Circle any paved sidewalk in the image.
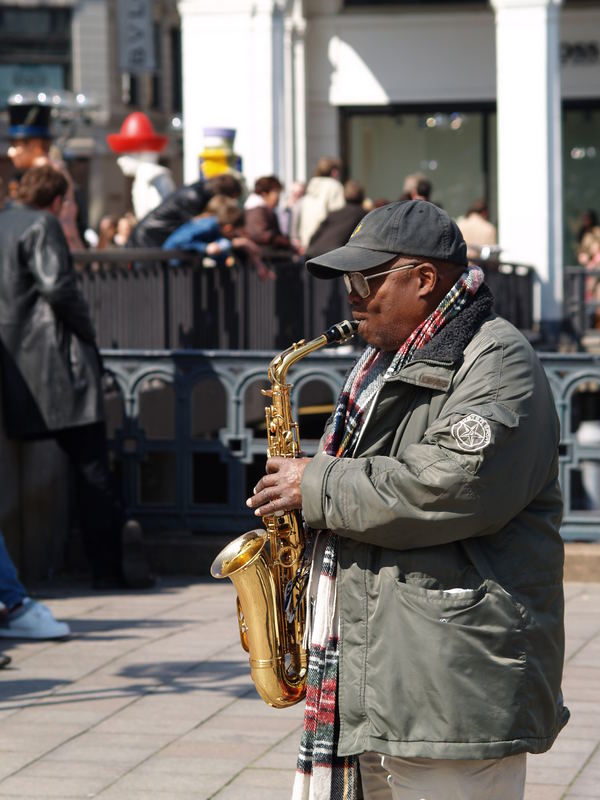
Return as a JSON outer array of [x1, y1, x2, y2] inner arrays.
[[0, 578, 598, 799]]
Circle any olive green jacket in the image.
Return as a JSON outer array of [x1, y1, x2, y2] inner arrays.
[[301, 286, 569, 760]]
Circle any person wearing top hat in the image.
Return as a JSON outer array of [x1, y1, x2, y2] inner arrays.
[[247, 200, 568, 799], [6, 97, 84, 250], [6, 101, 53, 170]]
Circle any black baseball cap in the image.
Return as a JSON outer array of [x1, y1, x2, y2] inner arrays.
[[307, 200, 468, 278]]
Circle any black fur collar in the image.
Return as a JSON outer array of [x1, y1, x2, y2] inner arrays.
[[414, 283, 495, 365]]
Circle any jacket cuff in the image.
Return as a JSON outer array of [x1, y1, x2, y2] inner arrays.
[[301, 451, 337, 529]]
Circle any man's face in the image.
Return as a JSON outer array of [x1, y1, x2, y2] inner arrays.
[[7, 137, 48, 171], [347, 256, 427, 351]]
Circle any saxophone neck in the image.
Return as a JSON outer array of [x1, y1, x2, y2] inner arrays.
[[268, 319, 358, 386]]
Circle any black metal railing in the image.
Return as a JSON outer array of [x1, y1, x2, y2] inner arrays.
[[102, 348, 600, 542], [75, 249, 537, 350]]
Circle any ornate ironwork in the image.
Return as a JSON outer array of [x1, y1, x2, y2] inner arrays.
[[102, 348, 600, 542]]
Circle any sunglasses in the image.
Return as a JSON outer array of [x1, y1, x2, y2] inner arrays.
[[343, 262, 421, 299]]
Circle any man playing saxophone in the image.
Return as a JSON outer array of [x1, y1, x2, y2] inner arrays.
[[246, 200, 569, 800]]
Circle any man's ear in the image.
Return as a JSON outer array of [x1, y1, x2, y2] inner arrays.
[[415, 262, 438, 297]]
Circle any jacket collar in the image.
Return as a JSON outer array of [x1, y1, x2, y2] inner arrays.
[[415, 283, 495, 364], [386, 284, 495, 389]]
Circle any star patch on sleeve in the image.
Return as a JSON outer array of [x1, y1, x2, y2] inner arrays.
[[451, 413, 492, 452]]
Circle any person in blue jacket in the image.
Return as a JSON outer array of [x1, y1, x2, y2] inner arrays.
[[162, 196, 274, 279]]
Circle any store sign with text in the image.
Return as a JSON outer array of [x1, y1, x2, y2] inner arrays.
[[117, 0, 155, 74], [561, 41, 600, 66]]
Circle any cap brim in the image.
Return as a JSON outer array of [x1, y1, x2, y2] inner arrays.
[[306, 244, 397, 279]]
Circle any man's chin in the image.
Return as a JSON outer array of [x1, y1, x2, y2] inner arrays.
[[356, 321, 378, 348], [356, 323, 401, 352]]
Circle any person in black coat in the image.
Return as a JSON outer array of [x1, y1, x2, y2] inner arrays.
[[126, 173, 242, 248], [0, 164, 152, 588], [305, 179, 368, 260]]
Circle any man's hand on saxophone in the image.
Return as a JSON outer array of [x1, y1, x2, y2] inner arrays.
[[246, 456, 311, 516]]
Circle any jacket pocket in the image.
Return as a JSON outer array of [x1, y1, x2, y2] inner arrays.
[[365, 576, 527, 746]]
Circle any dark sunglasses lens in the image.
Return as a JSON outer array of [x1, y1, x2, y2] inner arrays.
[[343, 273, 370, 298], [354, 274, 369, 297]]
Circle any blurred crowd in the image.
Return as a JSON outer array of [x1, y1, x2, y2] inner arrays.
[[26, 153, 505, 282]]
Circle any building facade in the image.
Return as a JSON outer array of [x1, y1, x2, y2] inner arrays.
[[179, 0, 600, 329], [1, 1, 600, 326], [0, 0, 183, 226]]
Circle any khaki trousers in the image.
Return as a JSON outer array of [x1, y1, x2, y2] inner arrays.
[[359, 751, 526, 800]]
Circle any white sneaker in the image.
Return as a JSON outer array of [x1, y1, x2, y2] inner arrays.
[[0, 598, 70, 640]]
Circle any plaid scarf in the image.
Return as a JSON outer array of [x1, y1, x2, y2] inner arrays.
[[292, 265, 484, 800]]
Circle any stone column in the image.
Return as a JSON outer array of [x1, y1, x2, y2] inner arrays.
[[177, 0, 306, 187], [491, 0, 563, 337], [283, 0, 307, 183]]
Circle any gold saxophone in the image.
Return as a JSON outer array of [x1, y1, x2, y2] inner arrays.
[[210, 319, 358, 708]]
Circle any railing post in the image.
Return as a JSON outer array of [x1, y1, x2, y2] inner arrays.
[[162, 259, 171, 349]]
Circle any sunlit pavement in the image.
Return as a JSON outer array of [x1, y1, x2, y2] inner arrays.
[[0, 578, 598, 799]]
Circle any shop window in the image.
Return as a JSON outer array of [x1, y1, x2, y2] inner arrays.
[[121, 73, 139, 107], [344, 107, 495, 223], [150, 23, 162, 110], [170, 27, 182, 113], [0, 6, 71, 105], [563, 106, 600, 265]]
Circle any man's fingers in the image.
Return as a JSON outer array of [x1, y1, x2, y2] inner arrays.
[[252, 472, 279, 495], [246, 483, 279, 509], [245, 457, 308, 514], [251, 497, 284, 517]]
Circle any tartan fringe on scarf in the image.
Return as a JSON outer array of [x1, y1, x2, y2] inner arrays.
[[292, 532, 357, 800], [293, 265, 484, 800]]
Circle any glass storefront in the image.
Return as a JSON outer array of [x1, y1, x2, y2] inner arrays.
[[0, 5, 71, 105], [343, 106, 496, 223], [563, 105, 600, 264], [344, 103, 599, 264]]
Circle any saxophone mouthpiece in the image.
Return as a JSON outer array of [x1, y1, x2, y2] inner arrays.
[[325, 319, 359, 343]]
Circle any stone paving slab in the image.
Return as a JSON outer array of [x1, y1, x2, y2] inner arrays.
[[0, 578, 598, 799]]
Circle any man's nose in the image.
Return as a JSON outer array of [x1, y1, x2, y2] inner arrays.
[[347, 285, 363, 304]]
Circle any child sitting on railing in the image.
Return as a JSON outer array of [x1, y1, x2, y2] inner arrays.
[[162, 196, 274, 280]]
